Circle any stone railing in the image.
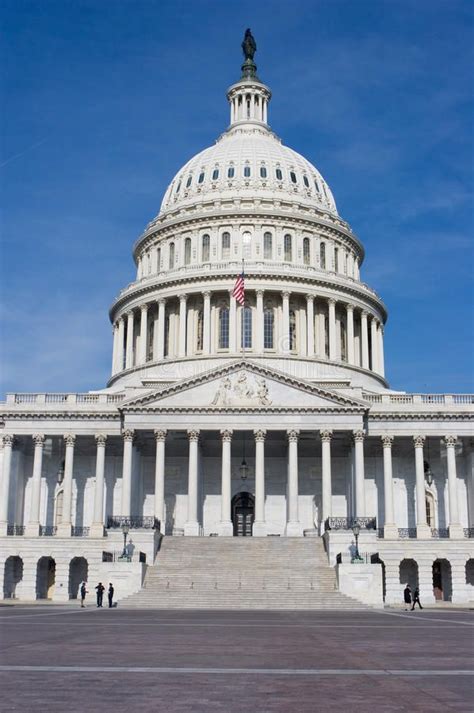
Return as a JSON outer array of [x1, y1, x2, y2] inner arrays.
[[6, 525, 25, 536], [324, 517, 377, 531], [106, 516, 160, 530], [5, 393, 125, 406], [363, 393, 474, 406]]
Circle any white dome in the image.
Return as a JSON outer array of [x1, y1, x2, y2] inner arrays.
[[159, 124, 338, 216]]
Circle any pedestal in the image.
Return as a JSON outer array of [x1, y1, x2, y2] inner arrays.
[[0, 522, 8, 537], [383, 524, 399, 539], [218, 521, 234, 536], [56, 523, 72, 537], [285, 521, 304, 537], [24, 523, 40, 537], [184, 521, 200, 536], [89, 524, 106, 538], [252, 521, 267, 537], [448, 523, 465, 539], [416, 524, 431, 539]]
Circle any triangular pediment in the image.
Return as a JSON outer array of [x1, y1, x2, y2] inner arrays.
[[121, 361, 367, 413]]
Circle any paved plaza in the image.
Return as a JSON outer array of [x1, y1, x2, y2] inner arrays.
[[0, 606, 473, 712]]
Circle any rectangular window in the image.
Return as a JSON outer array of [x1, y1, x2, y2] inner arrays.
[[264, 309, 274, 349], [222, 232, 231, 259], [264, 232, 272, 259], [284, 234, 292, 262], [202, 235, 210, 262], [241, 307, 252, 349]]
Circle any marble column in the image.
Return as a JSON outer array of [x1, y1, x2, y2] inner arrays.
[[361, 311, 369, 369], [229, 291, 237, 352], [184, 430, 200, 535], [155, 298, 166, 360], [306, 294, 315, 357], [370, 317, 379, 372], [381, 436, 398, 538], [25, 434, 45, 536], [346, 304, 355, 365], [178, 294, 187, 357], [281, 291, 290, 353], [328, 298, 336, 360], [117, 317, 125, 372], [413, 436, 430, 538], [286, 429, 303, 536], [256, 290, 264, 352], [154, 430, 167, 529], [90, 434, 107, 537], [120, 430, 135, 517], [219, 430, 233, 536], [125, 311, 135, 369], [57, 434, 76, 537], [0, 435, 15, 535], [203, 291, 211, 355], [445, 436, 463, 537], [111, 323, 119, 375], [353, 430, 366, 518], [320, 430, 333, 533], [253, 429, 267, 536], [138, 303, 148, 364], [378, 325, 385, 378]]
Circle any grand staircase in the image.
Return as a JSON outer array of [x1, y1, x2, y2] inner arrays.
[[121, 537, 366, 609]]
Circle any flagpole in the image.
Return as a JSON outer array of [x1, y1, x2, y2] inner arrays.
[[241, 258, 245, 362]]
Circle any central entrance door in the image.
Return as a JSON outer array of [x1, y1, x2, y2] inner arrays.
[[232, 492, 255, 536]]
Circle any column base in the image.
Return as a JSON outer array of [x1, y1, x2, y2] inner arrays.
[[383, 524, 399, 539], [56, 523, 72, 537], [285, 521, 304, 537], [89, 523, 106, 538], [24, 523, 41, 537], [252, 521, 267, 537], [416, 524, 431, 539], [184, 521, 200, 536], [217, 521, 234, 536], [0, 521, 8, 537], [448, 523, 464, 539]]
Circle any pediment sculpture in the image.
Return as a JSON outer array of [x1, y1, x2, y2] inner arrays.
[[211, 372, 272, 407]]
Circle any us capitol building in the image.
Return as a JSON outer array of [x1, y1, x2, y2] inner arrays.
[[1, 32, 473, 608]]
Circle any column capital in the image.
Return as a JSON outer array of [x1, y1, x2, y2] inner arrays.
[[202, 290, 211, 299], [32, 434, 45, 446], [328, 297, 336, 305], [361, 310, 369, 318], [352, 429, 366, 442], [157, 297, 166, 306], [287, 429, 299, 442], [63, 434, 76, 447], [179, 293, 188, 303], [256, 289, 264, 298], [320, 429, 333, 442], [2, 434, 15, 447], [122, 429, 135, 442], [154, 429, 167, 442], [305, 293, 314, 303], [281, 291, 290, 300], [381, 435, 394, 448], [413, 435, 426, 448], [220, 429, 233, 442], [345, 302, 354, 312], [126, 310, 135, 318], [254, 429, 266, 442], [95, 433, 108, 447], [444, 435, 458, 447], [187, 429, 200, 442]]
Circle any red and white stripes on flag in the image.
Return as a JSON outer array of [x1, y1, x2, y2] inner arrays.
[[232, 272, 245, 305]]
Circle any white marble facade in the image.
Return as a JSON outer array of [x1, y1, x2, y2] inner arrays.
[[1, 38, 473, 604]]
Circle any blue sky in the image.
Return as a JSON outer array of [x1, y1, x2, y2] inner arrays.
[[1, 0, 473, 396]]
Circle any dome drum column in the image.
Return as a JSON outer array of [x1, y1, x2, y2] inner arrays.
[[306, 294, 315, 357], [346, 304, 355, 365]]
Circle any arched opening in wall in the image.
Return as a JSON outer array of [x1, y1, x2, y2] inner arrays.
[[184, 237, 191, 265], [232, 492, 255, 537], [289, 310, 297, 352], [36, 557, 56, 600], [399, 558, 419, 592], [433, 559, 452, 601], [425, 490, 436, 528], [147, 320, 154, 361], [303, 237, 310, 265], [263, 232, 272, 259], [221, 232, 231, 259], [3, 556, 23, 599], [242, 232, 252, 259], [54, 489, 64, 527], [202, 234, 210, 262], [164, 313, 170, 357], [284, 234, 292, 262], [465, 559, 474, 594], [371, 555, 386, 601], [320, 242, 326, 269], [168, 242, 175, 270], [196, 310, 203, 352], [340, 319, 347, 362], [69, 557, 88, 599]]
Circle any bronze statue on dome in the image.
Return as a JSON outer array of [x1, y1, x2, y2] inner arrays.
[[242, 28, 257, 61]]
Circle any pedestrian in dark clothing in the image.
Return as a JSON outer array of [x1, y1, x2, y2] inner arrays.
[[80, 581, 88, 608], [411, 587, 423, 610], [403, 584, 412, 611], [108, 583, 114, 608], [95, 582, 105, 607]]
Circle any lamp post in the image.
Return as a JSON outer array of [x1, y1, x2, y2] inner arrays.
[[351, 521, 362, 563], [121, 523, 129, 560]]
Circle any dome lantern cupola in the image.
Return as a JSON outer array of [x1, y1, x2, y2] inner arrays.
[[227, 29, 272, 128]]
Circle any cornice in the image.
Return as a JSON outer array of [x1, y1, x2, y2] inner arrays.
[[369, 413, 474, 422], [0, 411, 121, 421]]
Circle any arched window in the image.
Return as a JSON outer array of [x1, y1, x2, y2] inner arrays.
[[168, 242, 175, 269], [314, 177, 320, 193], [334, 247, 339, 272], [303, 237, 310, 265], [242, 232, 252, 259], [320, 242, 326, 269], [186, 175, 192, 188], [156, 247, 161, 273], [184, 238, 191, 265], [276, 168, 283, 180], [263, 232, 273, 259], [227, 166, 235, 178], [289, 309, 297, 351], [260, 166, 267, 178], [303, 175, 310, 188], [175, 181, 181, 194], [221, 232, 231, 259], [243, 165, 251, 178], [284, 234, 292, 262], [219, 306, 229, 349], [164, 314, 170, 357], [290, 171, 297, 184], [202, 234, 210, 262], [241, 306, 252, 349], [198, 171, 205, 184], [340, 320, 347, 361], [212, 168, 219, 180], [196, 310, 203, 352], [264, 307, 274, 349]]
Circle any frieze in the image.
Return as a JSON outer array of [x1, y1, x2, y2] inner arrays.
[[211, 372, 272, 408]]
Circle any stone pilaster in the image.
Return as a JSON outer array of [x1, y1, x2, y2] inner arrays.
[[219, 430, 233, 536], [57, 434, 76, 537], [154, 430, 167, 528], [320, 430, 333, 533], [413, 436, 430, 538], [381, 435, 398, 538], [90, 434, 107, 537], [184, 430, 200, 536], [120, 430, 135, 518], [286, 429, 302, 536], [445, 436, 463, 538], [0, 435, 15, 536], [253, 429, 267, 536], [353, 430, 366, 518]]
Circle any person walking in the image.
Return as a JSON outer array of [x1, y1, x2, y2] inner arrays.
[[95, 582, 105, 608], [108, 583, 114, 608], [80, 581, 88, 608], [403, 584, 412, 611], [411, 586, 423, 610]]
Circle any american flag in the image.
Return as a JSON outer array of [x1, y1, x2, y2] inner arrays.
[[232, 271, 245, 305]]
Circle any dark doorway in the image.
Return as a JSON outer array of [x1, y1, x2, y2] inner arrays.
[[232, 492, 255, 536]]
